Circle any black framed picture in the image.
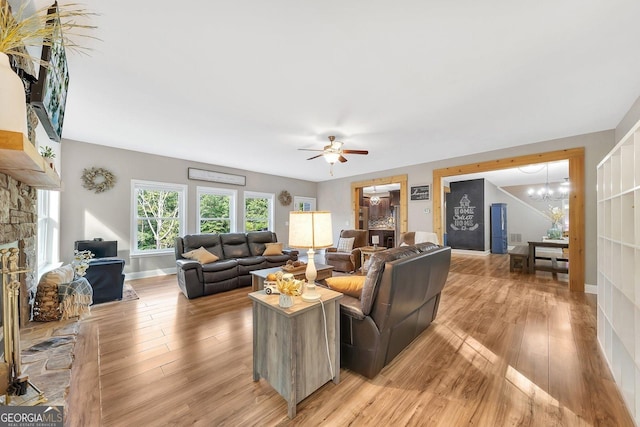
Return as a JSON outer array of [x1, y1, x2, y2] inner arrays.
[[410, 185, 430, 201]]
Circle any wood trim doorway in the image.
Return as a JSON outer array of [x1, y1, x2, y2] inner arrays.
[[351, 175, 408, 237], [432, 148, 585, 292]]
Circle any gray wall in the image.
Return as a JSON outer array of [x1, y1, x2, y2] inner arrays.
[[484, 183, 551, 245], [616, 94, 640, 143], [60, 140, 316, 277], [60, 127, 618, 285], [452, 179, 560, 251], [318, 130, 615, 286]]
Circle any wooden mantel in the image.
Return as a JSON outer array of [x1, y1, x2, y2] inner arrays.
[[0, 130, 61, 189]]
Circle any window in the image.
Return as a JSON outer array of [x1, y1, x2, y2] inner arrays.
[[198, 187, 237, 233], [132, 180, 187, 255], [37, 189, 60, 270], [244, 191, 274, 232]]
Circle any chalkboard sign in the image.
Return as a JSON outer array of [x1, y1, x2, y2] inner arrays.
[[445, 179, 485, 250], [410, 185, 430, 201]]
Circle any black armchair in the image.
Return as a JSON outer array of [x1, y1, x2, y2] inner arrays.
[[84, 258, 125, 304]]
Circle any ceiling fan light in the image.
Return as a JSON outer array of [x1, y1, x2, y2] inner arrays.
[[324, 152, 340, 164]]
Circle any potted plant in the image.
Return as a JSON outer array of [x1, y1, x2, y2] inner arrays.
[[39, 145, 55, 168], [0, 1, 95, 135]]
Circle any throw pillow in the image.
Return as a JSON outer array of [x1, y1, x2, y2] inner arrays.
[[182, 247, 219, 264], [263, 242, 283, 256], [336, 237, 355, 253], [325, 275, 366, 298]]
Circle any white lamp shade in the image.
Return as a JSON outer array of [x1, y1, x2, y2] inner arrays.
[[324, 153, 340, 164], [372, 235, 379, 245], [288, 211, 333, 249]]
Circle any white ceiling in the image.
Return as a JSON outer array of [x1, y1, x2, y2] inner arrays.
[[26, 1, 640, 182], [363, 183, 401, 196]]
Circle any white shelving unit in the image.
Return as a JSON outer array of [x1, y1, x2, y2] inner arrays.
[[597, 121, 640, 424]]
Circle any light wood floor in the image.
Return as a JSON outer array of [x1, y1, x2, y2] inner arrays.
[[66, 253, 634, 426]]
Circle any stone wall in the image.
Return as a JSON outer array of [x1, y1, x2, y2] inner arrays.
[[0, 172, 38, 327]]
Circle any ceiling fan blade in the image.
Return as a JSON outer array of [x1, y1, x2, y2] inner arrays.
[[338, 155, 348, 163], [306, 154, 324, 160], [342, 149, 369, 155], [298, 148, 324, 152]]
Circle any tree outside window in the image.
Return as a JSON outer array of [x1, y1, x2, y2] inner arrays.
[[198, 187, 236, 233], [244, 192, 274, 232], [132, 181, 186, 254]]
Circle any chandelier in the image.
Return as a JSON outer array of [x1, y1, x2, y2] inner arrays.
[[369, 186, 380, 205], [526, 163, 570, 201]]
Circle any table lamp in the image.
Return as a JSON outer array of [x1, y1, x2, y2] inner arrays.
[[288, 211, 333, 302], [372, 235, 379, 248]]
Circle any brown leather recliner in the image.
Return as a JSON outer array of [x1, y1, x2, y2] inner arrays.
[[339, 242, 451, 378], [324, 229, 368, 272], [398, 231, 440, 246]]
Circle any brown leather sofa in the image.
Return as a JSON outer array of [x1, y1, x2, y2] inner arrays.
[[324, 229, 368, 272], [338, 242, 451, 378], [174, 231, 297, 299]]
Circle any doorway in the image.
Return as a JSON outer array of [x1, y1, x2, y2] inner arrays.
[[351, 175, 409, 241], [432, 148, 585, 292]]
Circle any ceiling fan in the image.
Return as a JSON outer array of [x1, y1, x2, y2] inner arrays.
[[298, 136, 369, 165]]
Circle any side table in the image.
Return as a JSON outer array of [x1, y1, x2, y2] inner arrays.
[[249, 286, 342, 418], [360, 246, 387, 274]]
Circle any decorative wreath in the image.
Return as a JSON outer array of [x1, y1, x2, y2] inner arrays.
[[81, 167, 116, 193], [278, 190, 292, 206]]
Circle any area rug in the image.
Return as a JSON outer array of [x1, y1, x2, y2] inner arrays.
[[95, 283, 139, 306], [121, 283, 139, 302]]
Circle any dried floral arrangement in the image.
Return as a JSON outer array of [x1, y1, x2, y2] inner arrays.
[[82, 166, 116, 193], [72, 249, 94, 278], [549, 206, 564, 224], [0, 0, 97, 66], [272, 271, 303, 296]]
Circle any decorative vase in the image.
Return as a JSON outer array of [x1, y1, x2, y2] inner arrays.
[[279, 294, 293, 308], [547, 223, 563, 240], [0, 53, 28, 136]]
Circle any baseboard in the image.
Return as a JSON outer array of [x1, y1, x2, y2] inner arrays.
[[451, 249, 491, 256], [125, 267, 176, 281], [584, 284, 597, 294]]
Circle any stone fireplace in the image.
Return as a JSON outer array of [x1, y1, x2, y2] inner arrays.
[[0, 172, 38, 327]]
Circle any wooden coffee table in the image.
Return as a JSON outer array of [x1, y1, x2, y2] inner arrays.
[[251, 264, 334, 291]]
